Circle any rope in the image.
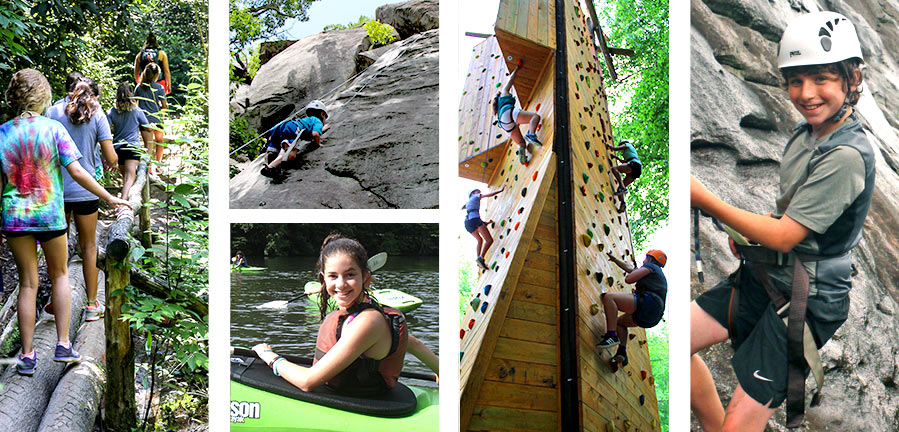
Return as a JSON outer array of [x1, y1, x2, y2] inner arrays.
[[230, 32, 427, 156]]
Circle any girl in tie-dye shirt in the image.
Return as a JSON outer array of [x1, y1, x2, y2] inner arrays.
[[0, 69, 130, 375]]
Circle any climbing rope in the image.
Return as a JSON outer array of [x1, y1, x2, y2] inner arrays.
[[229, 32, 427, 157]]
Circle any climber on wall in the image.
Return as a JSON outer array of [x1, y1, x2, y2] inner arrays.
[[606, 139, 642, 213], [690, 11, 874, 430], [260, 100, 331, 183], [493, 59, 542, 165], [596, 250, 667, 369], [463, 186, 504, 270]]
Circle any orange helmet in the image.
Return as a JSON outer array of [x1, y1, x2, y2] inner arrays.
[[646, 249, 666, 267]]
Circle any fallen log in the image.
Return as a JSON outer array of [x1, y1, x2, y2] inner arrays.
[[36, 262, 105, 432], [130, 267, 208, 320], [0, 267, 87, 431]]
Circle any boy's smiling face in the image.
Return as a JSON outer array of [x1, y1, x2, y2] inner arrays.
[[787, 69, 854, 133]]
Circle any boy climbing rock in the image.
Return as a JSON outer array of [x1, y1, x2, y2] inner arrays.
[[261, 100, 330, 183], [493, 60, 542, 164], [596, 250, 667, 369], [691, 12, 874, 430]]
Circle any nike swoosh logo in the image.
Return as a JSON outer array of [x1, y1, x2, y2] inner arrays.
[[753, 370, 773, 382]]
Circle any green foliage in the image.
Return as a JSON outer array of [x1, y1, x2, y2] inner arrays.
[[229, 114, 263, 168], [231, 224, 439, 258], [0, 0, 34, 72], [229, 0, 317, 53], [595, 0, 669, 250], [364, 19, 396, 47], [323, 15, 368, 32], [458, 247, 476, 318], [647, 322, 669, 431]]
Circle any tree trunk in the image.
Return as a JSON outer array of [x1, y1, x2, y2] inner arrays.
[[130, 267, 208, 319], [104, 259, 135, 431], [0, 267, 86, 431], [36, 263, 105, 432]]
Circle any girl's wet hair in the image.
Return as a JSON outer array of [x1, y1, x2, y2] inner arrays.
[[141, 63, 160, 84], [115, 82, 136, 112], [5, 69, 51, 114], [66, 82, 99, 125], [316, 232, 371, 319], [781, 58, 865, 105]]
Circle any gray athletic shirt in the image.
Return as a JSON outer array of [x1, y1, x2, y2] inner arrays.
[[107, 107, 149, 148], [45, 104, 112, 202], [134, 82, 165, 124]]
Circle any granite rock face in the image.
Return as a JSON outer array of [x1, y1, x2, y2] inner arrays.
[[691, 0, 899, 430], [376, 0, 439, 40], [230, 28, 438, 209]]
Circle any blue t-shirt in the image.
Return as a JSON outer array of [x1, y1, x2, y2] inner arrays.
[[134, 82, 165, 124], [635, 262, 667, 304], [107, 107, 149, 149], [267, 116, 324, 148], [45, 104, 112, 202], [465, 193, 481, 220]]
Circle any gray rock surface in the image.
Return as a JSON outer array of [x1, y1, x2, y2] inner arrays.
[[376, 0, 439, 40], [230, 29, 438, 209], [691, 0, 899, 430]]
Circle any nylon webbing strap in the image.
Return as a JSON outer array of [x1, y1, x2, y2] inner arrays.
[[785, 257, 810, 427]]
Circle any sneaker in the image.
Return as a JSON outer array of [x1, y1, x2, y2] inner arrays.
[[43, 301, 54, 315], [596, 333, 620, 349], [518, 147, 528, 164], [53, 344, 81, 363], [476, 256, 489, 271], [525, 132, 542, 146], [85, 300, 105, 322], [260, 166, 276, 178], [16, 353, 35, 376], [611, 353, 629, 367]]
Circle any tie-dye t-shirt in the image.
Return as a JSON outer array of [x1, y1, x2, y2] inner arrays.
[[0, 116, 82, 231]]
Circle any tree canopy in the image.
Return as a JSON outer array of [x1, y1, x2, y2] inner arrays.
[[229, 0, 317, 52], [595, 0, 669, 250]]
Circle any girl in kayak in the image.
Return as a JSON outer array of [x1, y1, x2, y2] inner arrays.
[[231, 250, 249, 268], [253, 233, 438, 393]]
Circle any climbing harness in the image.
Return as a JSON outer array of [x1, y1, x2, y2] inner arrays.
[[693, 208, 703, 284]]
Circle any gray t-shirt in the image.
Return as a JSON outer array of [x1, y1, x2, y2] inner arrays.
[[45, 104, 112, 202], [134, 82, 165, 124], [768, 118, 871, 301], [107, 107, 149, 149]]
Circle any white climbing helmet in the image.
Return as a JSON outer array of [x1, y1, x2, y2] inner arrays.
[[305, 100, 328, 118], [777, 11, 863, 70]]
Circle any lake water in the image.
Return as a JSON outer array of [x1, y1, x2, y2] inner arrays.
[[231, 255, 439, 387]]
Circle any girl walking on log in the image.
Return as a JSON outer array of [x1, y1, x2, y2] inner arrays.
[[46, 80, 118, 323], [107, 82, 152, 199], [252, 233, 438, 394], [1, 69, 131, 375], [135, 63, 167, 171]]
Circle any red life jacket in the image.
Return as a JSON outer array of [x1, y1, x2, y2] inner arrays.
[[314, 299, 408, 395]]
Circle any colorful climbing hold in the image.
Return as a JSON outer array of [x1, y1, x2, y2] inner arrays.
[[517, 207, 523, 214], [480, 301, 489, 313], [521, 187, 527, 197], [582, 173, 589, 183], [460, 329, 465, 339], [580, 185, 587, 196], [590, 304, 599, 315], [606, 277, 614, 286], [470, 296, 481, 309], [641, 370, 648, 380], [532, 171, 538, 181], [468, 319, 475, 329], [483, 284, 492, 295], [587, 229, 593, 238], [514, 221, 520, 230], [580, 234, 591, 247], [587, 162, 593, 169], [597, 243, 604, 251], [505, 251, 509, 258], [594, 272, 603, 283], [603, 224, 610, 235]]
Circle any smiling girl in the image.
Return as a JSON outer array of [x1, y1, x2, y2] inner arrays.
[[253, 233, 438, 395], [690, 11, 874, 431]]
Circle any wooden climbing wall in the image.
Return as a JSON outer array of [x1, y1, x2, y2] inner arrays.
[[459, 1, 661, 430], [564, 0, 660, 430], [495, 0, 555, 107]]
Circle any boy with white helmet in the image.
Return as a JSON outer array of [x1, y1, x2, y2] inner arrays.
[[261, 100, 331, 183], [690, 11, 874, 430]]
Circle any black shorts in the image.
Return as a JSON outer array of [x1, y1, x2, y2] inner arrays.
[[633, 292, 664, 328], [3, 229, 66, 243], [115, 144, 142, 161], [627, 161, 642, 178], [464, 217, 485, 233], [65, 200, 100, 215], [695, 263, 849, 407]]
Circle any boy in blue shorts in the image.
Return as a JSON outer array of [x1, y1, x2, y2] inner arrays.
[[690, 12, 874, 430], [596, 250, 667, 368], [260, 100, 330, 183]]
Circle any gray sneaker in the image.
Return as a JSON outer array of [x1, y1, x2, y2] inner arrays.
[[53, 344, 81, 363], [16, 353, 36, 375], [85, 300, 105, 322]]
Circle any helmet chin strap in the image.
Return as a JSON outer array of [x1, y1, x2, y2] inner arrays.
[[829, 97, 850, 123]]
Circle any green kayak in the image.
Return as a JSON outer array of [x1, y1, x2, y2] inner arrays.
[[305, 287, 423, 313], [232, 266, 268, 272], [230, 348, 438, 431]]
